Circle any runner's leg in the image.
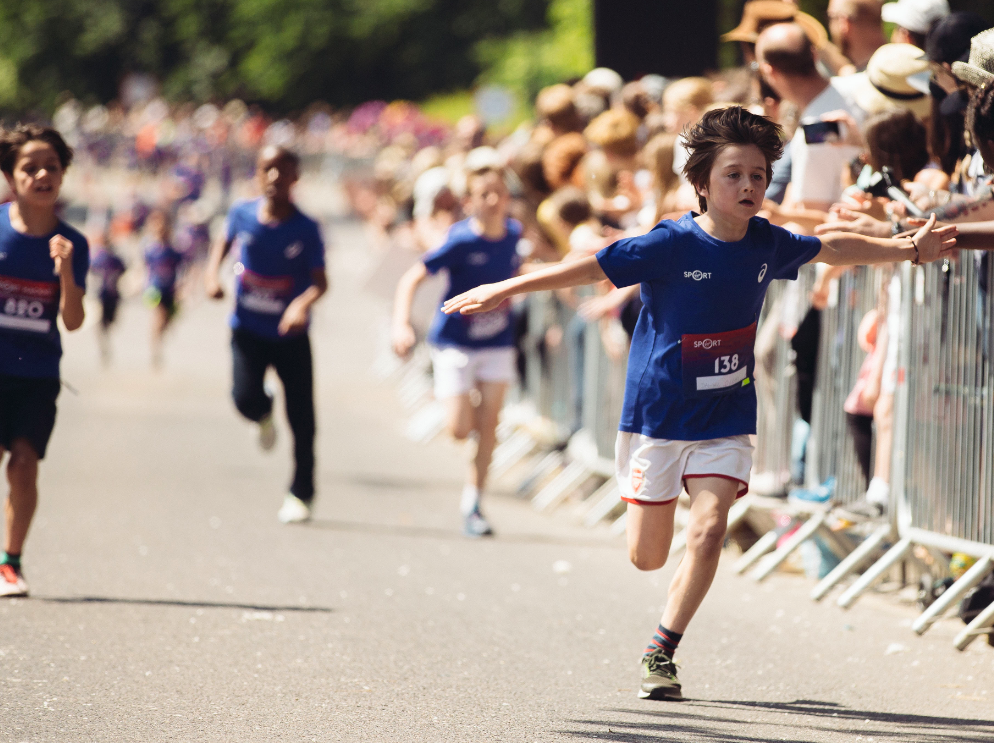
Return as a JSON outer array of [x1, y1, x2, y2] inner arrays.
[[231, 329, 273, 423], [470, 380, 507, 492], [626, 499, 678, 571], [445, 394, 475, 442], [660, 476, 738, 633], [273, 335, 316, 503], [4, 439, 39, 556]]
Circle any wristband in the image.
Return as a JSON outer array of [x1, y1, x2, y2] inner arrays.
[[909, 236, 920, 266]]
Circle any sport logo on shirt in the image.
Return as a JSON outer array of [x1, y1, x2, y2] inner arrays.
[[284, 241, 303, 259], [757, 263, 767, 282], [467, 252, 488, 266], [684, 270, 711, 280]]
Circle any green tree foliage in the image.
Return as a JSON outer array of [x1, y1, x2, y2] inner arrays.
[[475, 0, 594, 102], [0, 0, 551, 113]]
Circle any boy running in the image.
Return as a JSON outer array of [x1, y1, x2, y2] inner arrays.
[[143, 209, 184, 368], [0, 125, 89, 597], [392, 164, 521, 537], [89, 238, 126, 364], [205, 146, 327, 524], [443, 107, 955, 698]]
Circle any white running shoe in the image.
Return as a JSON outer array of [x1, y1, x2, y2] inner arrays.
[[0, 563, 28, 597], [277, 494, 312, 524], [258, 413, 277, 451]]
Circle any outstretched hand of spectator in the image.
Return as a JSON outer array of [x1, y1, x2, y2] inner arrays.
[[911, 214, 958, 264], [815, 208, 892, 239], [443, 283, 504, 316]]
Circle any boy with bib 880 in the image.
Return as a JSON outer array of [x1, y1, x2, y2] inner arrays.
[[0, 125, 88, 597], [443, 106, 956, 700]]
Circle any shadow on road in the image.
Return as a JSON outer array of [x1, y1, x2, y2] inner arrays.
[[307, 517, 618, 548], [33, 596, 333, 613], [563, 698, 994, 742]]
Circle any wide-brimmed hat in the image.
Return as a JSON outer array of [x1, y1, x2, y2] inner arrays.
[[851, 43, 932, 119], [952, 28, 994, 89], [881, 0, 949, 36], [721, 0, 828, 48]]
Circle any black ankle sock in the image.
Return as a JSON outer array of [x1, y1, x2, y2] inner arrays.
[[645, 624, 682, 657]]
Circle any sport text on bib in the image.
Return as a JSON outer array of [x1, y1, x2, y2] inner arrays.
[[680, 322, 756, 398], [0, 276, 59, 333], [237, 268, 292, 315]]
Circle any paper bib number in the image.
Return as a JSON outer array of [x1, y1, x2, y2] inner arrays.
[[680, 322, 757, 398], [466, 300, 510, 340], [237, 269, 293, 315], [0, 276, 58, 333]]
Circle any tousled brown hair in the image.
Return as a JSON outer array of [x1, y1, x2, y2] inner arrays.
[[0, 124, 73, 175], [682, 106, 784, 212]]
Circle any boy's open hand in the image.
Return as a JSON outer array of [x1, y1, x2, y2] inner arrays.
[[442, 283, 504, 315], [49, 235, 74, 277], [912, 214, 957, 264]]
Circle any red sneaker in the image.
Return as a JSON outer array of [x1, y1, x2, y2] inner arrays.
[[0, 563, 28, 597]]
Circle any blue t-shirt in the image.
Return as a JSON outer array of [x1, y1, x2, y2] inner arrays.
[[90, 249, 126, 297], [225, 198, 325, 339], [423, 218, 522, 349], [144, 241, 183, 292], [0, 203, 90, 379], [595, 213, 822, 441]]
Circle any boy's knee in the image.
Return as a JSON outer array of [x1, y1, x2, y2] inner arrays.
[[6, 446, 38, 484], [629, 547, 667, 572], [687, 520, 726, 557], [449, 421, 474, 441]]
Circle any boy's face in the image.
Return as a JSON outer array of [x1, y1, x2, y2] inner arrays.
[[465, 171, 510, 222], [6, 141, 63, 208], [698, 144, 768, 220], [256, 148, 298, 202]]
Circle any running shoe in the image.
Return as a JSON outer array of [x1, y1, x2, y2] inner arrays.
[[638, 648, 683, 701], [835, 498, 885, 522], [787, 476, 836, 506], [258, 413, 277, 451], [277, 494, 312, 524], [0, 563, 28, 598], [462, 508, 494, 538]]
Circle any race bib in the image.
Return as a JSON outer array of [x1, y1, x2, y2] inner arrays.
[[237, 269, 293, 315], [466, 301, 510, 340], [680, 322, 756, 398], [0, 276, 59, 333]]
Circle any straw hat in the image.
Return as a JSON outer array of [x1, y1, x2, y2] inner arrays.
[[850, 43, 932, 119], [952, 28, 994, 89], [721, 0, 829, 48]]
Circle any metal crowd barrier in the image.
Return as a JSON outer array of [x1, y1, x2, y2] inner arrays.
[[389, 251, 994, 652]]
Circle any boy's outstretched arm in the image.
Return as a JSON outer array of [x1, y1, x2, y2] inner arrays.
[[813, 214, 957, 267], [443, 255, 607, 316]]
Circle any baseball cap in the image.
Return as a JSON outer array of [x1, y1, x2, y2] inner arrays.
[[881, 0, 949, 36]]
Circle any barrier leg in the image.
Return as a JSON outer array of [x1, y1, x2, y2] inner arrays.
[[751, 511, 827, 582], [912, 555, 994, 635], [732, 529, 779, 575], [489, 429, 537, 480], [810, 523, 892, 601], [532, 461, 592, 512], [582, 481, 622, 527], [610, 511, 627, 535], [836, 538, 913, 609], [954, 599, 994, 651], [516, 451, 564, 496]]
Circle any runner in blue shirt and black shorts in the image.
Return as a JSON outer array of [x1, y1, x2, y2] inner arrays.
[[0, 125, 89, 598], [206, 146, 327, 525], [442, 106, 956, 700]]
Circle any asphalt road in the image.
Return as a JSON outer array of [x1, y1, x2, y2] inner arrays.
[[2, 180, 993, 742]]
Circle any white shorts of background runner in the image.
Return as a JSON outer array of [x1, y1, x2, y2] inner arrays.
[[615, 433, 753, 505], [430, 346, 516, 399]]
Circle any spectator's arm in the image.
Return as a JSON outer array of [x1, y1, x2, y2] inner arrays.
[[813, 215, 957, 265]]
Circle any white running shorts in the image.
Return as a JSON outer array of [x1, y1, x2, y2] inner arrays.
[[615, 432, 753, 505], [430, 345, 517, 399]]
